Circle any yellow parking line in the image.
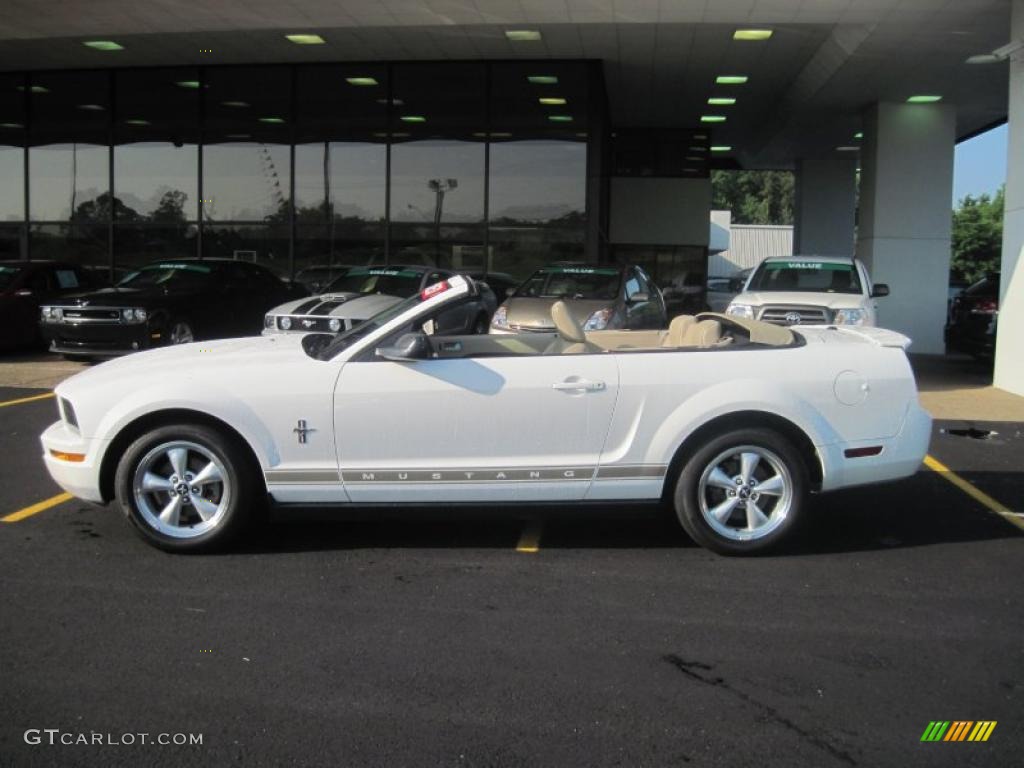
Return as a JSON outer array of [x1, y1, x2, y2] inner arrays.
[[0, 392, 55, 409], [516, 519, 543, 553], [923, 454, 1024, 532], [1, 492, 73, 523]]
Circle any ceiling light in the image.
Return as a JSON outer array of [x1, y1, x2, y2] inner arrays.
[[286, 34, 325, 45], [506, 30, 542, 41], [391, 132, 410, 138], [258, 116, 286, 123], [222, 101, 250, 108], [716, 75, 748, 85], [548, 115, 573, 122], [965, 39, 1024, 64], [400, 115, 426, 123], [226, 133, 251, 139], [685, 156, 703, 161], [346, 77, 378, 86], [376, 98, 404, 106], [77, 104, 105, 111], [906, 95, 942, 103], [688, 146, 707, 152], [538, 97, 567, 105], [693, 133, 707, 140], [83, 40, 124, 51], [700, 115, 726, 123], [854, 131, 863, 139], [527, 75, 559, 84], [16, 85, 49, 93], [835, 146, 859, 151], [733, 29, 773, 41], [711, 146, 732, 152], [176, 80, 201, 89], [707, 97, 736, 105], [124, 119, 150, 126], [0, 122, 23, 129]]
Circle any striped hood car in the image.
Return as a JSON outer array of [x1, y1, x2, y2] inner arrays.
[[264, 265, 496, 336], [41, 274, 930, 556]]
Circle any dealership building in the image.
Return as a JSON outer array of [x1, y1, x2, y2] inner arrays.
[[0, 0, 1021, 393]]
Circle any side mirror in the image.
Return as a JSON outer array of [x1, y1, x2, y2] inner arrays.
[[628, 292, 649, 304], [375, 332, 432, 362], [871, 283, 890, 298]]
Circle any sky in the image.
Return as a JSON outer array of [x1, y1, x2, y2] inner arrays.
[[953, 123, 1007, 206]]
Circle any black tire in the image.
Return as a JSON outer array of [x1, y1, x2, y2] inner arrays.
[[167, 318, 195, 345], [673, 427, 808, 555], [114, 423, 256, 553]]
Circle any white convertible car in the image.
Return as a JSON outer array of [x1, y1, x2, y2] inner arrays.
[[41, 275, 931, 555]]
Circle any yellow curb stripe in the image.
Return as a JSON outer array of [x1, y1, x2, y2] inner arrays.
[[981, 721, 997, 741], [0, 392, 55, 409], [516, 519, 543, 553], [924, 455, 1024, 532], [1, 492, 73, 523]]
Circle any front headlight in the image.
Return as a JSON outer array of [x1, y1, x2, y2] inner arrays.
[[264, 315, 276, 330], [583, 308, 614, 331], [279, 316, 292, 331], [726, 303, 755, 319], [120, 307, 147, 324], [134, 308, 147, 322], [490, 305, 509, 329], [328, 318, 342, 332], [41, 306, 56, 322], [833, 308, 868, 326]]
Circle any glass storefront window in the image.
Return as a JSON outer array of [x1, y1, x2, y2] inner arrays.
[[0, 74, 25, 227]]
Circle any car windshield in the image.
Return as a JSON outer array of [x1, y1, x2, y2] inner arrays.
[[0, 264, 23, 291], [965, 274, 999, 297], [119, 263, 213, 289], [747, 261, 862, 294], [514, 267, 621, 300], [325, 268, 423, 298]]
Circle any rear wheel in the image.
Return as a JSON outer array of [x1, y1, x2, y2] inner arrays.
[[673, 428, 808, 555], [114, 423, 255, 552], [168, 319, 195, 345]]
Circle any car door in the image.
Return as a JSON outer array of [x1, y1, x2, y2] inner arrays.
[[334, 338, 620, 503]]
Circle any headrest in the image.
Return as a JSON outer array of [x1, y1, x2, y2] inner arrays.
[[551, 300, 587, 343]]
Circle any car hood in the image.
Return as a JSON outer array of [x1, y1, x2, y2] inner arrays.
[[269, 292, 401, 320], [269, 291, 362, 315], [731, 291, 865, 309], [502, 297, 610, 329], [52, 286, 188, 307]]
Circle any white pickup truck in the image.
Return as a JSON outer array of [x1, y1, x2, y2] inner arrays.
[[726, 256, 889, 327]]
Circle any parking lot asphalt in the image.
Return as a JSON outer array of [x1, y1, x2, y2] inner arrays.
[[0, 387, 1021, 767]]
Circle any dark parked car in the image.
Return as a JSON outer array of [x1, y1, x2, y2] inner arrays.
[[489, 262, 667, 333], [945, 273, 999, 358], [0, 260, 100, 352], [469, 271, 521, 304], [40, 258, 307, 359]]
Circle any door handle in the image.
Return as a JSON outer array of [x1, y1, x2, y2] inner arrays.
[[552, 379, 606, 392]]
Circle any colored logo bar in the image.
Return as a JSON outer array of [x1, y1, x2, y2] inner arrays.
[[920, 721, 997, 742]]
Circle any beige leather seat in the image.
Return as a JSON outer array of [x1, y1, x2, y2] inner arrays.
[[661, 315, 696, 347], [679, 318, 722, 347], [545, 301, 600, 354]]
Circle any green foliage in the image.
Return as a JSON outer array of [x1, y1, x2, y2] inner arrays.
[[711, 170, 795, 225], [951, 187, 1003, 284]]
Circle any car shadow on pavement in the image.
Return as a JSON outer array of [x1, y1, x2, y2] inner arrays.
[[239, 470, 1022, 556]]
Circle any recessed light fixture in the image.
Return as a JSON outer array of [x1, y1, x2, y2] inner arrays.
[[538, 97, 567, 105], [685, 156, 703, 161], [391, 132, 410, 138], [707, 97, 736, 105], [527, 75, 559, 85], [733, 29, 773, 41], [124, 119, 150, 126], [693, 133, 707, 140], [176, 80, 202, 89], [700, 115, 726, 123], [286, 34, 325, 45], [711, 146, 732, 152], [854, 131, 863, 139], [683, 168, 699, 173], [376, 98, 404, 106], [400, 115, 426, 123], [346, 77, 378, 86], [222, 101, 250, 108], [835, 145, 860, 151], [506, 30, 542, 41], [548, 115, 573, 122], [688, 146, 707, 152], [83, 40, 124, 51], [0, 122, 23, 129], [716, 75, 749, 85], [77, 104, 105, 111], [907, 95, 942, 103], [258, 116, 286, 124], [226, 133, 251, 139], [16, 85, 49, 93]]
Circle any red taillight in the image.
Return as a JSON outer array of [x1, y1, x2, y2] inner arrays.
[[970, 299, 998, 315], [420, 281, 449, 300]]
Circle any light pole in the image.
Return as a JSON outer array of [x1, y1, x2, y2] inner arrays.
[[427, 178, 457, 265]]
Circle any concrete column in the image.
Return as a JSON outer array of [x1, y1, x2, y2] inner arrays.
[[993, 0, 1024, 396], [856, 102, 955, 354], [793, 152, 857, 256]]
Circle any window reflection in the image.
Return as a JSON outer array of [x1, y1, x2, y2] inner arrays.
[[0, 74, 25, 226]]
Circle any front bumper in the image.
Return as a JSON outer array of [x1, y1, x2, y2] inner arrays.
[[41, 321, 159, 356], [40, 421, 107, 503], [818, 401, 932, 492]]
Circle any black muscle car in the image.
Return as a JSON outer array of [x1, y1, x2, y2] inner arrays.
[[40, 259, 306, 359], [1, 260, 102, 352]]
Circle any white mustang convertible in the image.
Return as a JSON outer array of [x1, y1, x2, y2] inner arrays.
[[41, 275, 931, 555]]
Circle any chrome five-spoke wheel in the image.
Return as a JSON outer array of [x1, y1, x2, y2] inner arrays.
[[133, 441, 231, 538], [697, 445, 793, 541]]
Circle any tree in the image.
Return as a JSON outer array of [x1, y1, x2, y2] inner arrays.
[[711, 170, 795, 225], [951, 187, 1003, 284]]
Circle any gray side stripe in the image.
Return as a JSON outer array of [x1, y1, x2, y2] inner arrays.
[[265, 470, 341, 483], [265, 465, 667, 485], [595, 465, 667, 479]]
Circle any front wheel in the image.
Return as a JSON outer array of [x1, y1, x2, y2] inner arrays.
[[168, 319, 195, 345], [673, 428, 808, 555], [114, 423, 255, 552]]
